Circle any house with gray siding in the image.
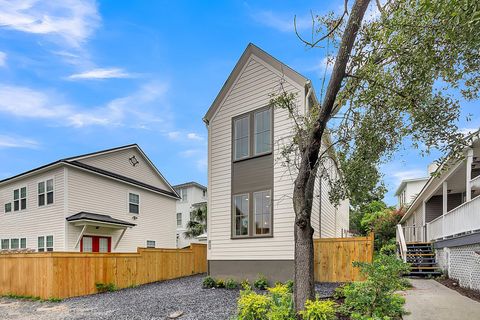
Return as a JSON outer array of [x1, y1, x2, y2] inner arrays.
[[203, 43, 349, 282], [0, 144, 178, 253], [397, 131, 480, 290]]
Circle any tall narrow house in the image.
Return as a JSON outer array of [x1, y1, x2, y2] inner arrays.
[[203, 43, 349, 282]]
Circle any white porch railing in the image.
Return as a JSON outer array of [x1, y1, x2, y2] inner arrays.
[[471, 175, 480, 190], [402, 226, 424, 242], [427, 195, 480, 241]]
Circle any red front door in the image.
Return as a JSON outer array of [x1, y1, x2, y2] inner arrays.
[[81, 236, 111, 252]]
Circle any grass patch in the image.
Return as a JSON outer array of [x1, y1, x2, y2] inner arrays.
[[1, 294, 62, 302], [95, 282, 117, 293]]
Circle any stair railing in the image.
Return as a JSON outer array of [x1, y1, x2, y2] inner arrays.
[[396, 224, 407, 262]]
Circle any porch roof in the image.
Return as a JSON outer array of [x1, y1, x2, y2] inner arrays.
[[66, 212, 136, 228]]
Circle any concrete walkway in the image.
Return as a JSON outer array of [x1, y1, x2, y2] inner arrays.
[[403, 279, 480, 320]]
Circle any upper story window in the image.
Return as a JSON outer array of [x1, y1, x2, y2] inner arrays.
[[14, 187, 27, 211], [177, 212, 182, 227], [234, 116, 250, 160], [254, 109, 272, 155], [4, 203, 11, 213], [233, 107, 272, 161], [38, 179, 54, 206], [129, 193, 139, 214], [180, 188, 188, 202], [202, 189, 207, 198]]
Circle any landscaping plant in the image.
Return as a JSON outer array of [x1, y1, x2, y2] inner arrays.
[[95, 282, 117, 293], [339, 254, 410, 319], [299, 299, 337, 320], [254, 274, 269, 290], [226, 278, 239, 289], [202, 276, 216, 289], [216, 279, 226, 288]]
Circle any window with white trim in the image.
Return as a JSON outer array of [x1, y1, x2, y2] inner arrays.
[[181, 189, 188, 202], [146, 240, 155, 248], [20, 238, 26, 249], [4, 202, 11, 213], [13, 187, 27, 211], [254, 109, 272, 155], [234, 115, 250, 160], [254, 190, 272, 235], [233, 194, 249, 236], [177, 212, 182, 227], [1, 239, 9, 250], [11, 238, 19, 249], [38, 235, 53, 252], [129, 193, 139, 214], [38, 179, 54, 206]]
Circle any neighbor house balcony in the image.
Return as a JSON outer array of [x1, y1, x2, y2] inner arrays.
[[427, 193, 480, 241]]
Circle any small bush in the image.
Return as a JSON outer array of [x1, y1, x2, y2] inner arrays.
[[95, 282, 117, 293], [333, 285, 345, 300], [299, 299, 337, 320], [216, 279, 226, 288], [268, 283, 295, 319], [284, 280, 294, 293], [254, 274, 269, 290], [379, 239, 397, 256], [226, 278, 239, 289], [340, 254, 409, 319], [202, 276, 216, 288], [237, 289, 271, 319]]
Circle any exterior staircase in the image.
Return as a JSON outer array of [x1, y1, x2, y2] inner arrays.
[[406, 242, 442, 277]]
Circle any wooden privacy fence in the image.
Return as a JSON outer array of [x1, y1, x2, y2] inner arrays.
[[314, 233, 374, 282], [0, 243, 207, 299]]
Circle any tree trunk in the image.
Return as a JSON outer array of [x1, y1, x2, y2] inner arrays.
[[292, 0, 371, 315]]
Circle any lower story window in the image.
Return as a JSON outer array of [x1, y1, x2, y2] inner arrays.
[[254, 190, 272, 235], [233, 189, 272, 238], [233, 194, 249, 236], [38, 235, 53, 252], [146, 240, 155, 248], [1, 239, 9, 250]]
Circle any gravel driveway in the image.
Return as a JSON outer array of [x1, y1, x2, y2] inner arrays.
[[0, 274, 340, 320]]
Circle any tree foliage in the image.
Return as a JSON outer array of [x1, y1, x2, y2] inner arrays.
[[184, 204, 207, 239]]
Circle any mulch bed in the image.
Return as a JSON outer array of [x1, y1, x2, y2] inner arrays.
[[436, 278, 480, 303]]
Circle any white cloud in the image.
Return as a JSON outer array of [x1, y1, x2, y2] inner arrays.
[[167, 131, 181, 140], [187, 133, 203, 141], [68, 68, 133, 80], [0, 0, 100, 47], [0, 82, 169, 128], [180, 149, 200, 158], [0, 134, 38, 149], [0, 51, 6, 67], [250, 10, 311, 33]]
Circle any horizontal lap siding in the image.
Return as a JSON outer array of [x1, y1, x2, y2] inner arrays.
[[66, 167, 176, 252], [208, 55, 303, 260], [0, 167, 65, 250], [77, 148, 171, 191]]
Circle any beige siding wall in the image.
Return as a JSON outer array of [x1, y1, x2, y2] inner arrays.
[[0, 167, 65, 250], [66, 167, 176, 252], [208, 55, 303, 261], [77, 148, 171, 191]]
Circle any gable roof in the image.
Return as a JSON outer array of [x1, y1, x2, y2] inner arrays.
[[0, 144, 180, 199], [173, 181, 207, 191], [203, 43, 310, 124], [394, 177, 429, 196], [66, 212, 136, 227]]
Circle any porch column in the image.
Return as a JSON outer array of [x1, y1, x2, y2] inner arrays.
[[422, 200, 426, 242], [466, 148, 473, 202], [442, 181, 448, 239]]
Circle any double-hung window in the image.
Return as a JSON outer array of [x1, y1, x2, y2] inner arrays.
[[129, 193, 139, 214], [4, 203, 11, 213], [38, 179, 54, 206], [176, 212, 182, 227], [181, 189, 188, 202], [14, 187, 27, 211], [234, 116, 250, 160], [146, 240, 155, 248], [1, 239, 9, 250], [233, 194, 249, 236], [38, 235, 53, 252], [254, 109, 272, 155]]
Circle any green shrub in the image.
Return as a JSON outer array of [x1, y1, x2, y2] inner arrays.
[[268, 283, 295, 320], [216, 279, 226, 288], [226, 278, 239, 289], [254, 274, 269, 290], [95, 282, 117, 293], [202, 276, 216, 288], [241, 279, 251, 290], [237, 289, 271, 320], [299, 299, 337, 320], [333, 285, 345, 300], [379, 239, 397, 256], [284, 280, 294, 293], [340, 254, 409, 319]]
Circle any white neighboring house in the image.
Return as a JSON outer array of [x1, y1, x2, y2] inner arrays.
[[173, 181, 207, 248], [395, 177, 429, 208], [398, 131, 480, 291], [203, 43, 350, 282], [0, 144, 178, 253]]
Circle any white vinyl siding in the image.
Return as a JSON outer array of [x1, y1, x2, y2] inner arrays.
[[76, 148, 172, 192], [0, 167, 65, 250], [208, 55, 304, 260], [66, 167, 176, 252]]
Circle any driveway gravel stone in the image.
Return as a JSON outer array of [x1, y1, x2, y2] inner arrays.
[[0, 274, 342, 320]]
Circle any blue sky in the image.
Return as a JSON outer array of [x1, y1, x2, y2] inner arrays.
[[0, 0, 477, 206]]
